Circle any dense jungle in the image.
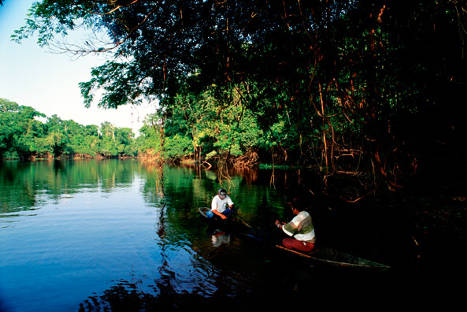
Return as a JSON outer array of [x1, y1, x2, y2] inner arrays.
[[1, 0, 467, 301]]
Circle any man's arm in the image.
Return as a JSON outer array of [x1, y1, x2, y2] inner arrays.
[[213, 209, 227, 220], [227, 196, 234, 208], [211, 196, 227, 219], [282, 216, 299, 236]]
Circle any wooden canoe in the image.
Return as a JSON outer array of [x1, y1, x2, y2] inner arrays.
[[275, 245, 391, 271], [198, 207, 255, 235], [198, 207, 237, 226], [198, 207, 212, 219]]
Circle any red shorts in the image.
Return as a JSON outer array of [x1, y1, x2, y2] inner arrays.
[[282, 238, 315, 253]]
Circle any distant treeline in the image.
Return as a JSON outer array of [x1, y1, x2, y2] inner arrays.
[[0, 97, 263, 163], [0, 98, 139, 160]]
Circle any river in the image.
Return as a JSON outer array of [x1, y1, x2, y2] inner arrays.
[[0, 159, 460, 311]]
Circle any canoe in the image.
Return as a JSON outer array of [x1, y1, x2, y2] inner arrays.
[[275, 245, 391, 271], [198, 207, 237, 226], [198, 207, 254, 234], [198, 207, 212, 219], [199, 207, 243, 222], [199, 208, 389, 270]]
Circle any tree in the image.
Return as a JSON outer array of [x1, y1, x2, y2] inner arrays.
[[136, 115, 163, 157], [0, 99, 46, 159], [1, 99, 138, 159], [13, 1, 467, 190], [44, 115, 70, 157]]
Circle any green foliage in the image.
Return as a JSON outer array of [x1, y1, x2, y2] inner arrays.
[[0, 99, 138, 159], [1, 98, 45, 159], [163, 134, 193, 159], [157, 83, 264, 159], [11, 0, 467, 184], [135, 121, 162, 156]]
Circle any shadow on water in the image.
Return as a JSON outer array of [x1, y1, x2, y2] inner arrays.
[[74, 264, 409, 311], [77, 281, 291, 312], [74, 209, 411, 311]]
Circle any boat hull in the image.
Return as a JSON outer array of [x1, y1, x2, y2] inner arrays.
[[276, 245, 391, 271]]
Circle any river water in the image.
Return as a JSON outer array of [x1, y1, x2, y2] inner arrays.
[[0, 159, 454, 311]]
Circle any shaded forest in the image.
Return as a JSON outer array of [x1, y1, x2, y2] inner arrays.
[[6, 0, 467, 196]]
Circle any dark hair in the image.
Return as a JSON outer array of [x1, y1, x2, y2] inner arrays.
[[287, 196, 308, 213], [286, 196, 299, 207], [218, 188, 227, 196]]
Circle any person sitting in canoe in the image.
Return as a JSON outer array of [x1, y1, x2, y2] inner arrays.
[[275, 200, 316, 253], [206, 188, 234, 220]]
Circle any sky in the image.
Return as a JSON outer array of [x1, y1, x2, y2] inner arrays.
[[0, 0, 156, 135]]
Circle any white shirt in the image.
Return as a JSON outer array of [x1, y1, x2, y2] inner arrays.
[[211, 194, 233, 213], [281, 211, 315, 242]]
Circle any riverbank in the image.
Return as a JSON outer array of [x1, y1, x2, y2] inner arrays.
[[1, 154, 137, 161]]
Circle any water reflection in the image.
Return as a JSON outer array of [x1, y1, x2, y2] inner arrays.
[[77, 278, 283, 312], [0, 160, 140, 214], [0, 160, 292, 222], [1, 159, 295, 311], [0, 160, 397, 311], [210, 229, 231, 247]]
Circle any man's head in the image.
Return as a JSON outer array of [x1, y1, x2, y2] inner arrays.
[[287, 197, 302, 215], [218, 188, 227, 199]]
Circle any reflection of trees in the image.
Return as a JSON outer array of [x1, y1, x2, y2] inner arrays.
[[214, 163, 259, 191], [138, 164, 288, 238], [138, 162, 173, 293], [135, 164, 282, 309], [138, 162, 165, 204], [0, 160, 138, 213], [0, 159, 286, 224], [232, 168, 258, 185], [139, 162, 165, 198], [153, 163, 172, 298], [79, 282, 156, 312], [77, 280, 273, 312], [72, 165, 311, 311]]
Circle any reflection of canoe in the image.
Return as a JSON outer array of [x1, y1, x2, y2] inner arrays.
[[275, 245, 391, 271]]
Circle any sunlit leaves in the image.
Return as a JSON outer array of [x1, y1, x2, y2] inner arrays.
[[0, 99, 139, 159]]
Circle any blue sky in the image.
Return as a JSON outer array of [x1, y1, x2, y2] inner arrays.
[[0, 0, 155, 134]]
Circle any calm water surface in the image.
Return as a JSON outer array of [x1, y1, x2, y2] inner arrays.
[[1, 160, 405, 311]]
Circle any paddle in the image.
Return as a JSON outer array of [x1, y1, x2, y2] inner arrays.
[[275, 244, 313, 258], [232, 209, 275, 244], [234, 213, 253, 229]]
